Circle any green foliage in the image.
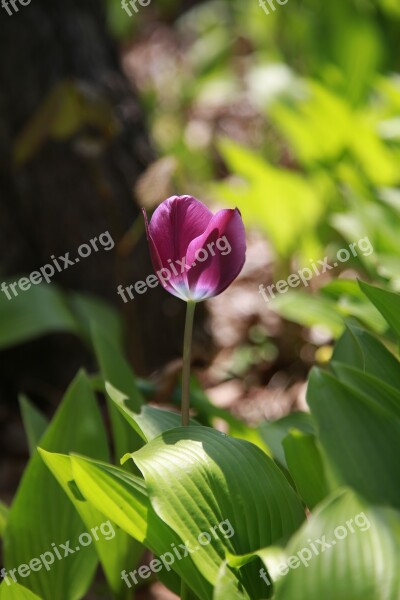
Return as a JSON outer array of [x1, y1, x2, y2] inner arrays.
[[3, 372, 109, 600], [127, 426, 304, 598], [265, 489, 400, 600], [19, 397, 48, 456], [39, 451, 142, 598], [307, 367, 400, 508], [0, 502, 9, 539], [282, 432, 329, 510], [126, 0, 400, 279], [0, 282, 122, 351], [3, 280, 400, 598], [0, 583, 42, 600], [213, 138, 327, 258]]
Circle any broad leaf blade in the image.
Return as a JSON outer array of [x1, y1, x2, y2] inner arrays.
[[331, 362, 400, 419], [272, 489, 400, 600], [283, 431, 329, 510], [0, 583, 41, 600], [213, 562, 250, 600], [0, 501, 9, 538], [259, 412, 316, 468], [4, 371, 109, 600], [106, 382, 199, 442], [332, 323, 400, 387], [130, 426, 305, 599], [307, 368, 400, 508], [91, 324, 144, 460], [359, 281, 400, 339], [0, 282, 78, 350], [39, 451, 142, 598], [71, 456, 212, 600], [19, 396, 48, 455]]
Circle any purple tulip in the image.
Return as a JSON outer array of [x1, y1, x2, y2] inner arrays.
[[143, 195, 246, 302]]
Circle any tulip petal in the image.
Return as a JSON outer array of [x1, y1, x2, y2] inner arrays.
[[143, 196, 214, 301], [143, 208, 189, 300], [184, 208, 246, 301], [148, 195, 213, 264]]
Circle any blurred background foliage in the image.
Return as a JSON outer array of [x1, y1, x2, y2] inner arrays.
[[109, 0, 400, 342], [1, 0, 400, 458]]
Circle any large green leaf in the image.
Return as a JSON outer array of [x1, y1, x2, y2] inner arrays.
[[71, 457, 148, 540], [106, 382, 199, 442], [331, 362, 400, 419], [213, 562, 250, 600], [0, 282, 122, 353], [223, 489, 400, 599], [127, 426, 305, 599], [321, 279, 387, 333], [4, 371, 109, 600], [269, 489, 400, 600], [332, 323, 400, 387], [359, 281, 400, 339], [70, 455, 211, 600], [0, 282, 78, 350], [259, 412, 316, 468], [68, 291, 123, 350], [174, 377, 269, 454], [0, 583, 41, 600], [0, 501, 9, 538], [19, 396, 48, 455], [283, 431, 329, 510], [39, 451, 142, 599], [307, 368, 400, 509], [91, 324, 143, 460]]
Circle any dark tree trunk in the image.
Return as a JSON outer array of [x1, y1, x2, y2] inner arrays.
[[0, 0, 209, 414]]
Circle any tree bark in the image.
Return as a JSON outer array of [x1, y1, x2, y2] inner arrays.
[[0, 0, 209, 410]]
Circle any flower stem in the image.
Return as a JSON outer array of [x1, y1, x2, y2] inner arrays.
[[180, 301, 196, 599], [181, 300, 196, 426]]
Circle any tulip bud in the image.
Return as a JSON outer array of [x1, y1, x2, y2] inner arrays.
[[143, 195, 246, 302]]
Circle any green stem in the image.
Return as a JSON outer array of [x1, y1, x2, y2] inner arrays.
[[181, 300, 196, 426], [180, 301, 196, 599]]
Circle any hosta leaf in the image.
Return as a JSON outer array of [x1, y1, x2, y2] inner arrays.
[[331, 362, 400, 419], [71, 457, 148, 541], [68, 291, 123, 350], [19, 396, 48, 455], [271, 489, 400, 600], [91, 324, 143, 460], [259, 412, 316, 468], [332, 323, 400, 387], [0, 501, 9, 538], [283, 431, 329, 509], [307, 368, 400, 508], [71, 455, 211, 600], [213, 562, 250, 600], [3, 371, 109, 600], [128, 426, 305, 599], [39, 451, 142, 598], [106, 382, 199, 443], [359, 280, 400, 338], [0, 583, 41, 600], [0, 282, 78, 350]]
